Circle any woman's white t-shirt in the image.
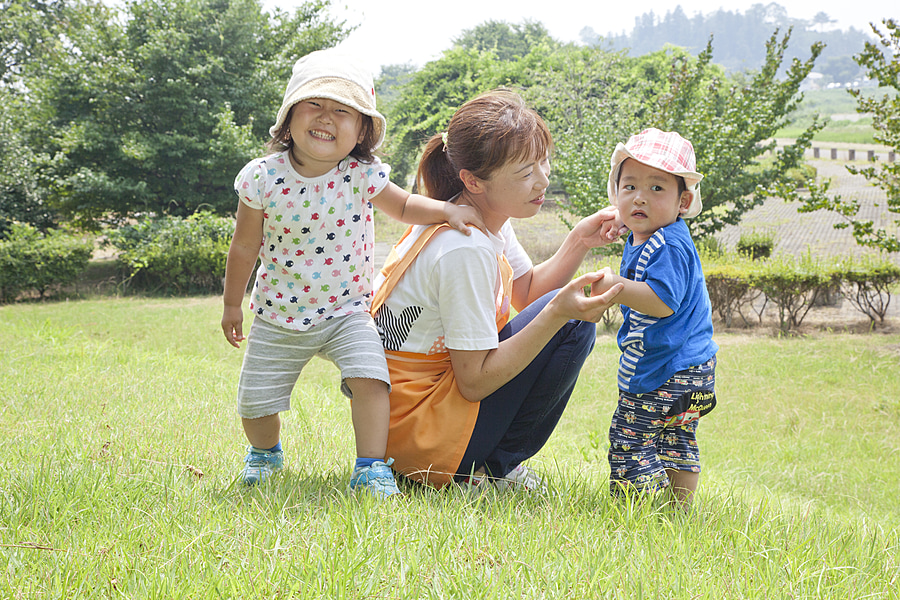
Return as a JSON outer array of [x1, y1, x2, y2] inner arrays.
[[373, 221, 532, 355]]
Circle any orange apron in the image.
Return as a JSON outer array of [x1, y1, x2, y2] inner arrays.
[[371, 224, 513, 488]]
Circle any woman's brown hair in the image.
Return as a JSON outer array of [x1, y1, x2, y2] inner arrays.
[[416, 89, 553, 200]]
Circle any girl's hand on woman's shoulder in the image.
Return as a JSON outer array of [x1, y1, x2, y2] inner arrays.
[[444, 202, 485, 235]]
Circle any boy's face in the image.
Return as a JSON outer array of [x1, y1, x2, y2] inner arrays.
[[615, 158, 692, 245], [287, 98, 365, 177]]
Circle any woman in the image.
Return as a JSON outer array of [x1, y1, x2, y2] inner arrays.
[[371, 89, 623, 490]]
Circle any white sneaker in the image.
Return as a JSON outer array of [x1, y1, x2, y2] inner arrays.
[[493, 464, 544, 492], [460, 464, 544, 494]]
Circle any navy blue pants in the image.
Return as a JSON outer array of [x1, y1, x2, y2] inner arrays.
[[456, 290, 596, 480]]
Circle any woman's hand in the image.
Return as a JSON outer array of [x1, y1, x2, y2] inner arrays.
[[549, 270, 624, 324], [572, 206, 628, 249]]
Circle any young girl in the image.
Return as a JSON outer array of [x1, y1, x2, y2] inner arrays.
[[221, 48, 481, 497]]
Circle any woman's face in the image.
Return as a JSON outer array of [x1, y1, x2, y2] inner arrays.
[[475, 153, 551, 230]]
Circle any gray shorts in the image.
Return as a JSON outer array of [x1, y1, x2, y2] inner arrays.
[[236, 313, 390, 419]]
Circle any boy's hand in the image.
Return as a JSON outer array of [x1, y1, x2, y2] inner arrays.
[[443, 203, 484, 235], [553, 271, 624, 324], [222, 305, 247, 348]]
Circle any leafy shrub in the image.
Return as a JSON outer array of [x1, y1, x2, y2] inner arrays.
[[736, 229, 776, 260], [0, 223, 93, 302], [702, 252, 763, 327], [106, 212, 234, 295], [837, 254, 900, 328], [785, 163, 817, 190], [694, 235, 725, 257], [752, 252, 832, 333]]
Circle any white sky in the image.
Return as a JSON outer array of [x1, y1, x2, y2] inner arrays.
[[262, 0, 896, 74]]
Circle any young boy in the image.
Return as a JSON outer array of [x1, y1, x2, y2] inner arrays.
[[591, 128, 718, 508]]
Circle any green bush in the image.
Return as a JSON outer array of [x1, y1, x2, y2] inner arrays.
[[747, 252, 834, 333], [0, 223, 93, 302], [106, 212, 234, 295], [837, 254, 900, 328], [702, 252, 763, 327], [785, 162, 817, 190], [735, 229, 776, 260]]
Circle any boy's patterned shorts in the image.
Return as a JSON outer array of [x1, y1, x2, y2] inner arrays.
[[608, 356, 716, 494]]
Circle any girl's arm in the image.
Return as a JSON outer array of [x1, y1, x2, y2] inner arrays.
[[370, 181, 484, 235], [511, 206, 623, 311], [449, 272, 623, 402], [221, 201, 264, 348], [590, 267, 673, 317]]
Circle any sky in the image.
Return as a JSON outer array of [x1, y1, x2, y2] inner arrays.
[[261, 0, 896, 74]]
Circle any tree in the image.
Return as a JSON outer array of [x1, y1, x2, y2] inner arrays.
[[374, 62, 416, 106], [0, 0, 67, 84], [453, 20, 553, 62], [380, 46, 522, 188], [8, 0, 349, 229], [650, 30, 826, 239], [600, 3, 866, 76], [0, 0, 69, 234], [0, 89, 56, 236], [811, 11, 835, 31], [792, 19, 900, 253], [545, 30, 824, 240]]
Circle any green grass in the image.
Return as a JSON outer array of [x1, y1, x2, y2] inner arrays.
[[775, 87, 897, 144], [778, 118, 880, 145], [2, 297, 900, 598]]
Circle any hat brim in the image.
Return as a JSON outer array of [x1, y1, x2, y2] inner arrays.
[[269, 77, 386, 150], [607, 143, 703, 218]]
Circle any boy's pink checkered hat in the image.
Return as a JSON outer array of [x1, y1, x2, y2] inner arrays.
[[607, 128, 704, 218]]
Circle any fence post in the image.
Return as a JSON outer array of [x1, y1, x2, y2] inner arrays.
[[890, 152, 896, 163], [848, 149, 855, 161], [813, 147, 820, 158], [831, 148, 838, 159], [868, 150, 875, 161]]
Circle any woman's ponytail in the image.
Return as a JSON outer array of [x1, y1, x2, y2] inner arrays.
[[416, 134, 463, 201]]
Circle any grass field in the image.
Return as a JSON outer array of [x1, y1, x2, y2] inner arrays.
[[777, 87, 896, 144], [2, 296, 899, 598]]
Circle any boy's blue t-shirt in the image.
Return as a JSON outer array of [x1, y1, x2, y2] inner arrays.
[[616, 218, 718, 394]]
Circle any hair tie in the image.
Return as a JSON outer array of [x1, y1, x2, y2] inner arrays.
[[441, 131, 448, 152]]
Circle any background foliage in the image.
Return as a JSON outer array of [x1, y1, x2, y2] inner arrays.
[[0, 0, 347, 230], [0, 1, 897, 254]]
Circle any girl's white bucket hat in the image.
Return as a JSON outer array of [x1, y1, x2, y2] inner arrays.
[[608, 128, 704, 218], [269, 48, 386, 149]]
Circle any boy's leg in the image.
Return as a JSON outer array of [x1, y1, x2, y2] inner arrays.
[[344, 377, 399, 497], [240, 413, 285, 486], [607, 391, 670, 496], [656, 358, 716, 508], [458, 289, 596, 483], [665, 468, 700, 506]]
